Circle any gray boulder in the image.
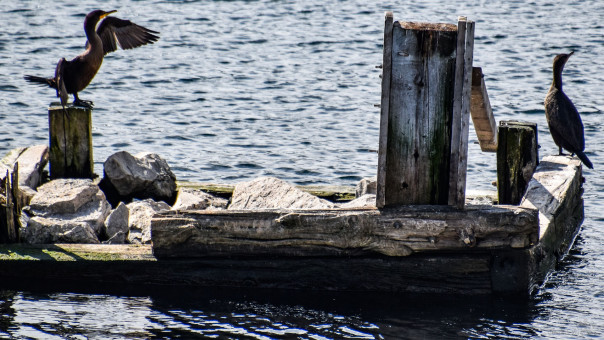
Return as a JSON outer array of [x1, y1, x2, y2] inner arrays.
[[338, 194, 376, 208], [103, 202, 129, 244], [102, 151, 177, 204], [171, 188, 228, 211], [127, 199, 170, 244], [0, 145, 49, 190], [356, 177, 377, 198], [20, 179, 111, 244], [229, 177, 334, 210]]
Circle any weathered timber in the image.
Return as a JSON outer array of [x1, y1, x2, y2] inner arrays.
[[470, 67, 497, 152], [0, 156, 582, 296], [522, 156, 584, 292], [492, 156, 583, 294], [497, 121, 538, 205], [0, 164, 20, 243], [376, 11, 393, 208], [379, 20, 457, 205], [176, 181, 356, 202], [49, 103, 94, 179], [376, 16, 474, 207], [448, 17, 475, 209], [151, 205, 538, 259]]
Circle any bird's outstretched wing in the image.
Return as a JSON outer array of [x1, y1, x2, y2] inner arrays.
[[95, 16, 159, 55]]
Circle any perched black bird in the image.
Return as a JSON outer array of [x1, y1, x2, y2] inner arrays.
[[24, 10, 159, 108], [544, 52, 593, 169]]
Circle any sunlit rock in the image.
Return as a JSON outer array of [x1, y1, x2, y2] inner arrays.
[[355, 176, 377, 198], [101, 151, 177, 206], [126, 199, 170, 244], [229, 176, 334, 210], [171, 187, 228, 211], [20, 179, 111, 244], [103, 202, 129, 244]]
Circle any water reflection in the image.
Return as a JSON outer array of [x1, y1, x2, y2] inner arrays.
[[0, 286, 544, 339]]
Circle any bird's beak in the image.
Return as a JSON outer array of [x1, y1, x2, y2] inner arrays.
[[101, 10, 117, 19], [569, 51, 574, 57]]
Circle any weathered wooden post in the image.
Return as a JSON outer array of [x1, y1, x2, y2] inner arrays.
[[48, 103, 94, 179], [0, 163, 20, 243], [376, 13, 475, 208], [497, 121, 538, 205]]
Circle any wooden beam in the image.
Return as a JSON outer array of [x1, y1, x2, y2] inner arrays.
[[151, 204, 538, 259], [48, 103, 94, 179], [497, 121, 538, 205], [376, 11, 393, 208], [470, 67, 497, 152]]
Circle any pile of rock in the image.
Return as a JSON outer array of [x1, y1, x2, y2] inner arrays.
[[1, 146, 376, 245]]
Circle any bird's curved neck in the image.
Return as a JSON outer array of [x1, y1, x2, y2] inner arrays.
[[552, 62, 564, 91], [84, 19, 101, 48]]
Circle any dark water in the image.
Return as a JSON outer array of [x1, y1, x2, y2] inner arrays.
[[1, 0, 603, 338]]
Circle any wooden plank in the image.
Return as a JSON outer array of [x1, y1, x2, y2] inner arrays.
[[376, 11, 393, 208], [48, 103, 94, 179], [151, 204, 538, 259], [470, 67, 497, 152], [497, 121, 538, 205], [382, 20, 458, 206], [448, 18, 474, 208]]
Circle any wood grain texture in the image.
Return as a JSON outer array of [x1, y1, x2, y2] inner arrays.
[[376, 11, 393, 208], [470, 67, 497, 152], [497, 121, 538, 205], [151, 204, 538, 259], [48, 104, 94, 179], [382, 20, 458, 205]]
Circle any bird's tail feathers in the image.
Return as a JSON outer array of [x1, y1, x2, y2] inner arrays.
[[23, 75, 56, 88], [576, 151, 594, 169]]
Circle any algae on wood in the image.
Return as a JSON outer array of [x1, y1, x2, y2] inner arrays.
[[376, 16, 475, 207], [48, 104, 94, 179], [497, 121, 538, 205]]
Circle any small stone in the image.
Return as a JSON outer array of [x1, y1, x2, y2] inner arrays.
[[228, 177, 334, 210], [126, 199, 170, 244], [103, 202, 129, 244], [338, 194, 376, 208], [355, 177, 377, 198], [171, 188, 228, 211], [0, 145, 49, 190]]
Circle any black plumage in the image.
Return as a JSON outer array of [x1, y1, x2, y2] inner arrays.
[[544, 52, 593, 169], [24, 10, 159, 108]]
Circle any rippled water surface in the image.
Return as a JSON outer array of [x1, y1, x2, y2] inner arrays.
[[1, 0, 603, 338]]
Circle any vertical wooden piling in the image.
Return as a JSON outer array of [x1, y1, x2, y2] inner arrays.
[[497, 121, 538, 205], [0, 163, 20, 243], [48, 103, 94, 179], [376, 15, 474, 207]]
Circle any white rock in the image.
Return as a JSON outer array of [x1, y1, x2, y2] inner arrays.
[[228, 177, 334, 210], [338, 194, 376, 208], [0, 145, 49, 189], [355, 177, 377, 198], [20, 179, 111, 244], [103, 202, 129, 244], [126, 199, 170, 244], [171, 188, 228, 211]]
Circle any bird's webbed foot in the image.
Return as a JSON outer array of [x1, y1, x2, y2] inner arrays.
[[73, 98, 94, 109]]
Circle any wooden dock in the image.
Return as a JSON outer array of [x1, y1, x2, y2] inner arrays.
[[0, 156, 583, 296], [0, 13, 585, 297]]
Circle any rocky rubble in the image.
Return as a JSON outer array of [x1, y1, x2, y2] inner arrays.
[[2, 147, 374, 245]]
